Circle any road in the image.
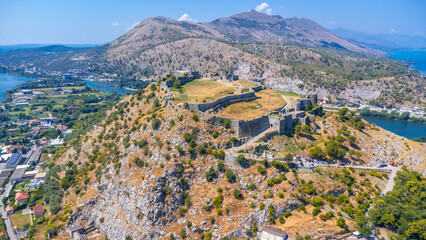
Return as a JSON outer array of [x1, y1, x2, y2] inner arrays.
[[383, 167, 399, 194], [0, 189, 17, 240]]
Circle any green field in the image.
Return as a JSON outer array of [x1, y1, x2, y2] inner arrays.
[[30, 86, 85, 91], [10, 213, 31, 229], [273, 90, 299, 97], [235, 79, 259, 87]]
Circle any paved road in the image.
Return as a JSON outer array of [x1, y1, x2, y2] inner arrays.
[[0, 181, 17, 240], [0, 197, 17, 240], [383, 167, 399, 194]]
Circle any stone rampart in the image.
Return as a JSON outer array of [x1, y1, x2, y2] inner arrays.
[[250, 85, 263, 92], [188, 92, 258, 112]]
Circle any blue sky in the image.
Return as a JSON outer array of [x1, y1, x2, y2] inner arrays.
[[0, 0, 425, 45]]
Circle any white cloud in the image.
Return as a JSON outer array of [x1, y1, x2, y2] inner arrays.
[[390, 28, 396, 33], [178, 13, 196, 22], [111, 22, 119, 27], [266, 8, 272, 15], [255, 2, 270, 12], [127, 21, 140, 31], [328, 20, 336, 25]]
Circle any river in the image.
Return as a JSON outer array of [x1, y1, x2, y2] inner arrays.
[[0, 73, 36, 102], [83, 80, 134, 94], [362, 116, 425, 139]]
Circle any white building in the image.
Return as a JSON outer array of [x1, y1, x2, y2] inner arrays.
[[260, 227, 288, 240]]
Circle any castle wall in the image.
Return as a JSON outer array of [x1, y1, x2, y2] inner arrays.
[[234, 115, 270, 138], [189, 92, 258, 112], [250, 86, 263, 92]]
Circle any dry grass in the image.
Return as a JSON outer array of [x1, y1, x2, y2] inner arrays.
[[218, 90, 286, 120], [10, 213, 30, 229], [171, 78, 236, 103], [235, 80, 259, 87]]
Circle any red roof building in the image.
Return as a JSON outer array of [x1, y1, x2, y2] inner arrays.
[[56, 126, 68, 131], [15, 192, 29, 204], [5, 206, 14, 215], [7, 145, 24, 152], [68, 106, 80, 111]]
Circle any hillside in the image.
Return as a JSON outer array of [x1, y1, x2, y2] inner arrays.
[[29, 81, 425, 239]]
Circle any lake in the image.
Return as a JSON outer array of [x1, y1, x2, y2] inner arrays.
[[84, 81, 134, 94], [0, 73, 36, 102], [362, 116, 426, 139], [0, 73, 134, 104]]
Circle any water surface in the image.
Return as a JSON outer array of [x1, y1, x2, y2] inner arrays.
[[363, 116, 426, 139], [0, 73, 36, 102], [388, 49, 426, 74], [84, 81, 134, 94]]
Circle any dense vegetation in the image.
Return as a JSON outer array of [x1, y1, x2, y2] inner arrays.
[[368, 170, 425, 239]]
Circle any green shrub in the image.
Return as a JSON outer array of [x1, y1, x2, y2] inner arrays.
[[233, 189, 243, 199], [205, 167, 217, 182], [225, 169, 236, 183]]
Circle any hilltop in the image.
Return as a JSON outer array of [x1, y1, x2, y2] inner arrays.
[[26, 78, 424, 239]]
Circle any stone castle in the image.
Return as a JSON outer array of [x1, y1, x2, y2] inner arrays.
[[163, 76, 321, 139]]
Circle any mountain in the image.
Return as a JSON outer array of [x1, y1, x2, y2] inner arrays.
[[0, 11, 424, 107], [100, 10, 382, 60], [206, 11, 381, 55], [0, 44, 99, 53], [329, 28, 426, 51]]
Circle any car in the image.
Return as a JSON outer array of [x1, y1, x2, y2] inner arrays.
[[378, 164, 387, 168]]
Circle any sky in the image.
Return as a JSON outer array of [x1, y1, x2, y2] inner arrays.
[[0, 0, 425, 45]]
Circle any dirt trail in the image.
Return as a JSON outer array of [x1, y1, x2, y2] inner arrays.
[[226, 127, 278, 161], [281, 95, 293, 108]]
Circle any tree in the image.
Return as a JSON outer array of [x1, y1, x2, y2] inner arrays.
[[173, 80, 181, 89], [225, 169, 236, 183], [233, 189, 243, 199], [205, 167, 216, 182], [151, 118, 161, 130], [325, 140, 345, 158], [337, 217, 348, 229], [309, 146, 326, 159], [217, 160, 225, 172], [347, 135, 356, 144], [312, 198, 324, 207], [257, 165, 267, 175], [406, 219, 426, 240], [335, 135, 346, 143], [294, 125, 302, 134], [302, 125, 311, 134], [179, 228, 186, 239], [338, 108, 350, 121]]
